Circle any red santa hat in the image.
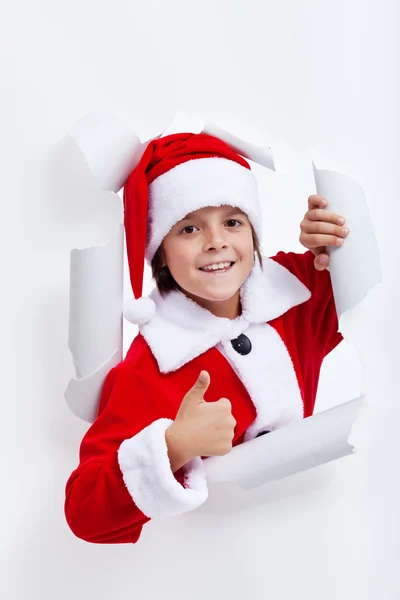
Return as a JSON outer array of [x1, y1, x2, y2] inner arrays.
[[123, 132, 262, 325]]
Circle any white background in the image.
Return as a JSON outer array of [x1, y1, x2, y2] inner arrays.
[[1, 1, 399, 599]]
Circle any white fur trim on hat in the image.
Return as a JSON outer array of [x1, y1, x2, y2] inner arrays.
[[123, 296, 156, 325], [118, 418, 208, 518], [146, 157, 261, 262]]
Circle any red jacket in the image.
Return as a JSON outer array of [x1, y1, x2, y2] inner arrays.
[[65, 250, 343, 544]]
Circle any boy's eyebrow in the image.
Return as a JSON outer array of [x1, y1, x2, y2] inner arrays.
[[179, 207, 246, 222]]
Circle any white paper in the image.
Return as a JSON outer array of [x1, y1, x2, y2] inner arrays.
[[204, 396, 365, 492], [202, 121, 275, 170], [65, 348, 122, 423], [159, 110, 275, 169], [65, 224, 124, 420], [160, 110, 204, 137], [69, 112, 144, 193], [64, 111, 153, 422], [313, 163, 382, 318]]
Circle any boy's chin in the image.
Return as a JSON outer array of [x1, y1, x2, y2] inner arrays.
[[191, 287, 237, 302]]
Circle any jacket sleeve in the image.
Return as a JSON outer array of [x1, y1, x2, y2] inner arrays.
[[65, 363, 208, 545], [270, 249, 344, 357]]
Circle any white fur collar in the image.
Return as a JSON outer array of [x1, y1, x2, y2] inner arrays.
[[140, 257, 311, 373]]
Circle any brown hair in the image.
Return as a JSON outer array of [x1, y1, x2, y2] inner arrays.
[[151, 225, 263, 296]]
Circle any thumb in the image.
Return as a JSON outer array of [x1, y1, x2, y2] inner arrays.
[[182, 370, 210, 406], [314, 247, 329, 271]]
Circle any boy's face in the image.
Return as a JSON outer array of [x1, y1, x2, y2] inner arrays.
[[161, 205, 255, 318]]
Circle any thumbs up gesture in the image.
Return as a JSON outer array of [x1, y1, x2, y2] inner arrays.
[[166, 371, 236, 472]]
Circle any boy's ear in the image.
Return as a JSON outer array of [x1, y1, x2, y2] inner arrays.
[[160, 246, 167, 268]]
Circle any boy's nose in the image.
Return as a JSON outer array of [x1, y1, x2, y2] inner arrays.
[[204, 228, 228, 251]]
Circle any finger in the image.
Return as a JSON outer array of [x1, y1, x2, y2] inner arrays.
[[307, 195, 328, 210], [304, 208, 345, 226], [301, 232, 346, 248], [302, 220, 348, 238], [183, 371, 210, 405]]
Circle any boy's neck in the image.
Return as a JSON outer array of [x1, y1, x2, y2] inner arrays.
[[184, 290, 242, 320]]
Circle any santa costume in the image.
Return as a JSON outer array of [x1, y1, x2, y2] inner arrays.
[[65, 132, 343, 544]]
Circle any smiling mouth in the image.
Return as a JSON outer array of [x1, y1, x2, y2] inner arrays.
[[199, 261, 235, 273]]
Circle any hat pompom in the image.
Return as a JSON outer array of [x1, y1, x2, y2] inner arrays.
[[123, 296, 156, 325]]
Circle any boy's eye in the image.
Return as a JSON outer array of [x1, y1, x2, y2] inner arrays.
[[180, 225, 198, 234], [226, 219, 242, 227]]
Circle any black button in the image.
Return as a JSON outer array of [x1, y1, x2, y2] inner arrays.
[[231, 333, 252, 355], [256, 430, 271, 438]]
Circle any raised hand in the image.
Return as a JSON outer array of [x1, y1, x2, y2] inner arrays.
[[299, 195, 349, 270], [166, 371, 236, 471]]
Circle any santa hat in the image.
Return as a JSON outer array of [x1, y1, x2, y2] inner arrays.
[[123, 132, 262, 325]]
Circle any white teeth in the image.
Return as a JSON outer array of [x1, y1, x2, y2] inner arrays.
[[201, 261, 232, 271]]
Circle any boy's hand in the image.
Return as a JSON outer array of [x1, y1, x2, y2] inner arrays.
[[166, 371, 236, 471], [299, 194, 349, 271]]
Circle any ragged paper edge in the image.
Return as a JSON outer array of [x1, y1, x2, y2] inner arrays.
[[203, 396, 367, 494], [68, 113, 144, 193], [65, 223, 123, 422], [159, 110, 276, 171], [65, 348, 121, 423], [67, 222, 123, 373], [311, 161, 382, 456], [196, 399, 369, 515], [312, 161, 383, 321], [346, 395, 368, 453], [202, 121, 275, 170]]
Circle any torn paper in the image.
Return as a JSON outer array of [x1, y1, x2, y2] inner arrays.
[[202, 121, 275, 170], [160, 111, 276, 173], [65, 224, 124, 421], [313, 163, 382, 318], [69, 112, 144, 193], [195, 397, 366, 514], [65, 349, 121, 423], [203, 396, 365, 492], [160, 109, 204, 138], [64, 112, 152, 422]]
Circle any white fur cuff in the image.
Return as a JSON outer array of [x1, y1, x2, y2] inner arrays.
[[118, 418, 208, 518]]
